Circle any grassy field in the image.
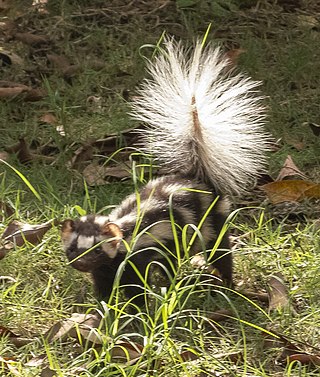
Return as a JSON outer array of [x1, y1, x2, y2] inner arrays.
[[1, 0, 320, 376]]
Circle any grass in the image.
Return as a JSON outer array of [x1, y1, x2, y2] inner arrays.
[[1, 0, 320, 376]]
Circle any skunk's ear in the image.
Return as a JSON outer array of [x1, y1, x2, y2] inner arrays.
[[99, 222, 123, 258], [60, 219, 76, 250], [100, 222, 123, 246], [61, 219, 75, 241]]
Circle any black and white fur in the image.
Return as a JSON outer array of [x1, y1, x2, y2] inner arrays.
[[62, 38, 269, 304]]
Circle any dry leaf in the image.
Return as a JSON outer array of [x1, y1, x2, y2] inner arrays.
[[24, 88, 46, 101], [70, 144, 94, 170], [82, 163, 109, 186], [82, 163, 131, 186], [40, 367, 56, 377], [93, 125, 144, 153], [0, 0, 9, 10], [39, 113, 58, 125], [261, 180, 320, 204], [46, 54, 70, 71], [0, 219, 58, 257], [288, 353, 320, 366], [276, 155, 306, 181], [302, 184, 320, 199], [224, 48, 246, 69], [180, 349, 199, 361], [0, 201, 14, 220], [26, 354, 47, 367], [208, 309, 233, 322], [0, 81, 44, 101], [305, 122, 320, 137], [45, 312, 103, 345], [0, 151, 9, 161], [103, 165, 131, 179], [14, 32, 49, 46], [267, 273, 290, 311], [262, 331, 300, 356], [0, 50, 23, 66], [110, 341, 143, 365], [0, 86, 29, 98], [0, 325, 31, 347], [0, 356, 20, 376], [5, 138, 33, 164], [238, 289, 269, 303]]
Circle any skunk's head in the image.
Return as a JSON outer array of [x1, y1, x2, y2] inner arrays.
[[61, 215, 123, 272]]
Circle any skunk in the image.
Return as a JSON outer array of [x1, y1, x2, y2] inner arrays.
[[61, 38, 269, 305]]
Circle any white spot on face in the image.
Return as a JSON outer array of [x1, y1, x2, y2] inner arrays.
[[77, 235, 95, 250], [80, 216, 88, 222], [62, 231, 77, 250]]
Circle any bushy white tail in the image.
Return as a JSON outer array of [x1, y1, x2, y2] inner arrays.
[[130, 38, 270, 196]]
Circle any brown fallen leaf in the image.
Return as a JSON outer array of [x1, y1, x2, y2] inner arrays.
[[0, 0, 10, 10], [180, 349, 199, 361], [261, 180, 320, 204], [40, 367, 56, 377], [46, 54, 70, 71], [14, 32, 49, 46], [0, 81, 45, 101], [0, 219, 58, 258], [305, 122, 320, 137], [288, 353, 320, 366], [45, 312, 103, 346], [0, 86, 29, 98], [267, 273, 290, 311], [0, 151, 9, 161], [24, 88, 46, 101], [0, 356, 20, 376], [224, 48, 246, 70], [262, 331, 300, 356], [263, 328, 320, 367], [82, 163, 131, 186], [0, 50, 23, 66], [0, 325, 31, 347], [93, 125, 145, 153], [110, 341, 143, 365], [5, 138, 33, 164], [82, 163, 109, 186], [0, 201, 14, 221], [26, 354, 47, 368], [46, 54, 82, 79], [237, 289, 269, 303], [39, 113, 58, 125], [302, 184, 320, 200], [276, 155, 307, 181], [70, 143, 94, 170], [208, 309, 233, 322]]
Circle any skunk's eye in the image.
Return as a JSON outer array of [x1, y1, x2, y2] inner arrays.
[[92, 246, 102, 254]]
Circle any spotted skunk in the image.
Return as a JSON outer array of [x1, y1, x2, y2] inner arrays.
[[61, 39, 269, 305]]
